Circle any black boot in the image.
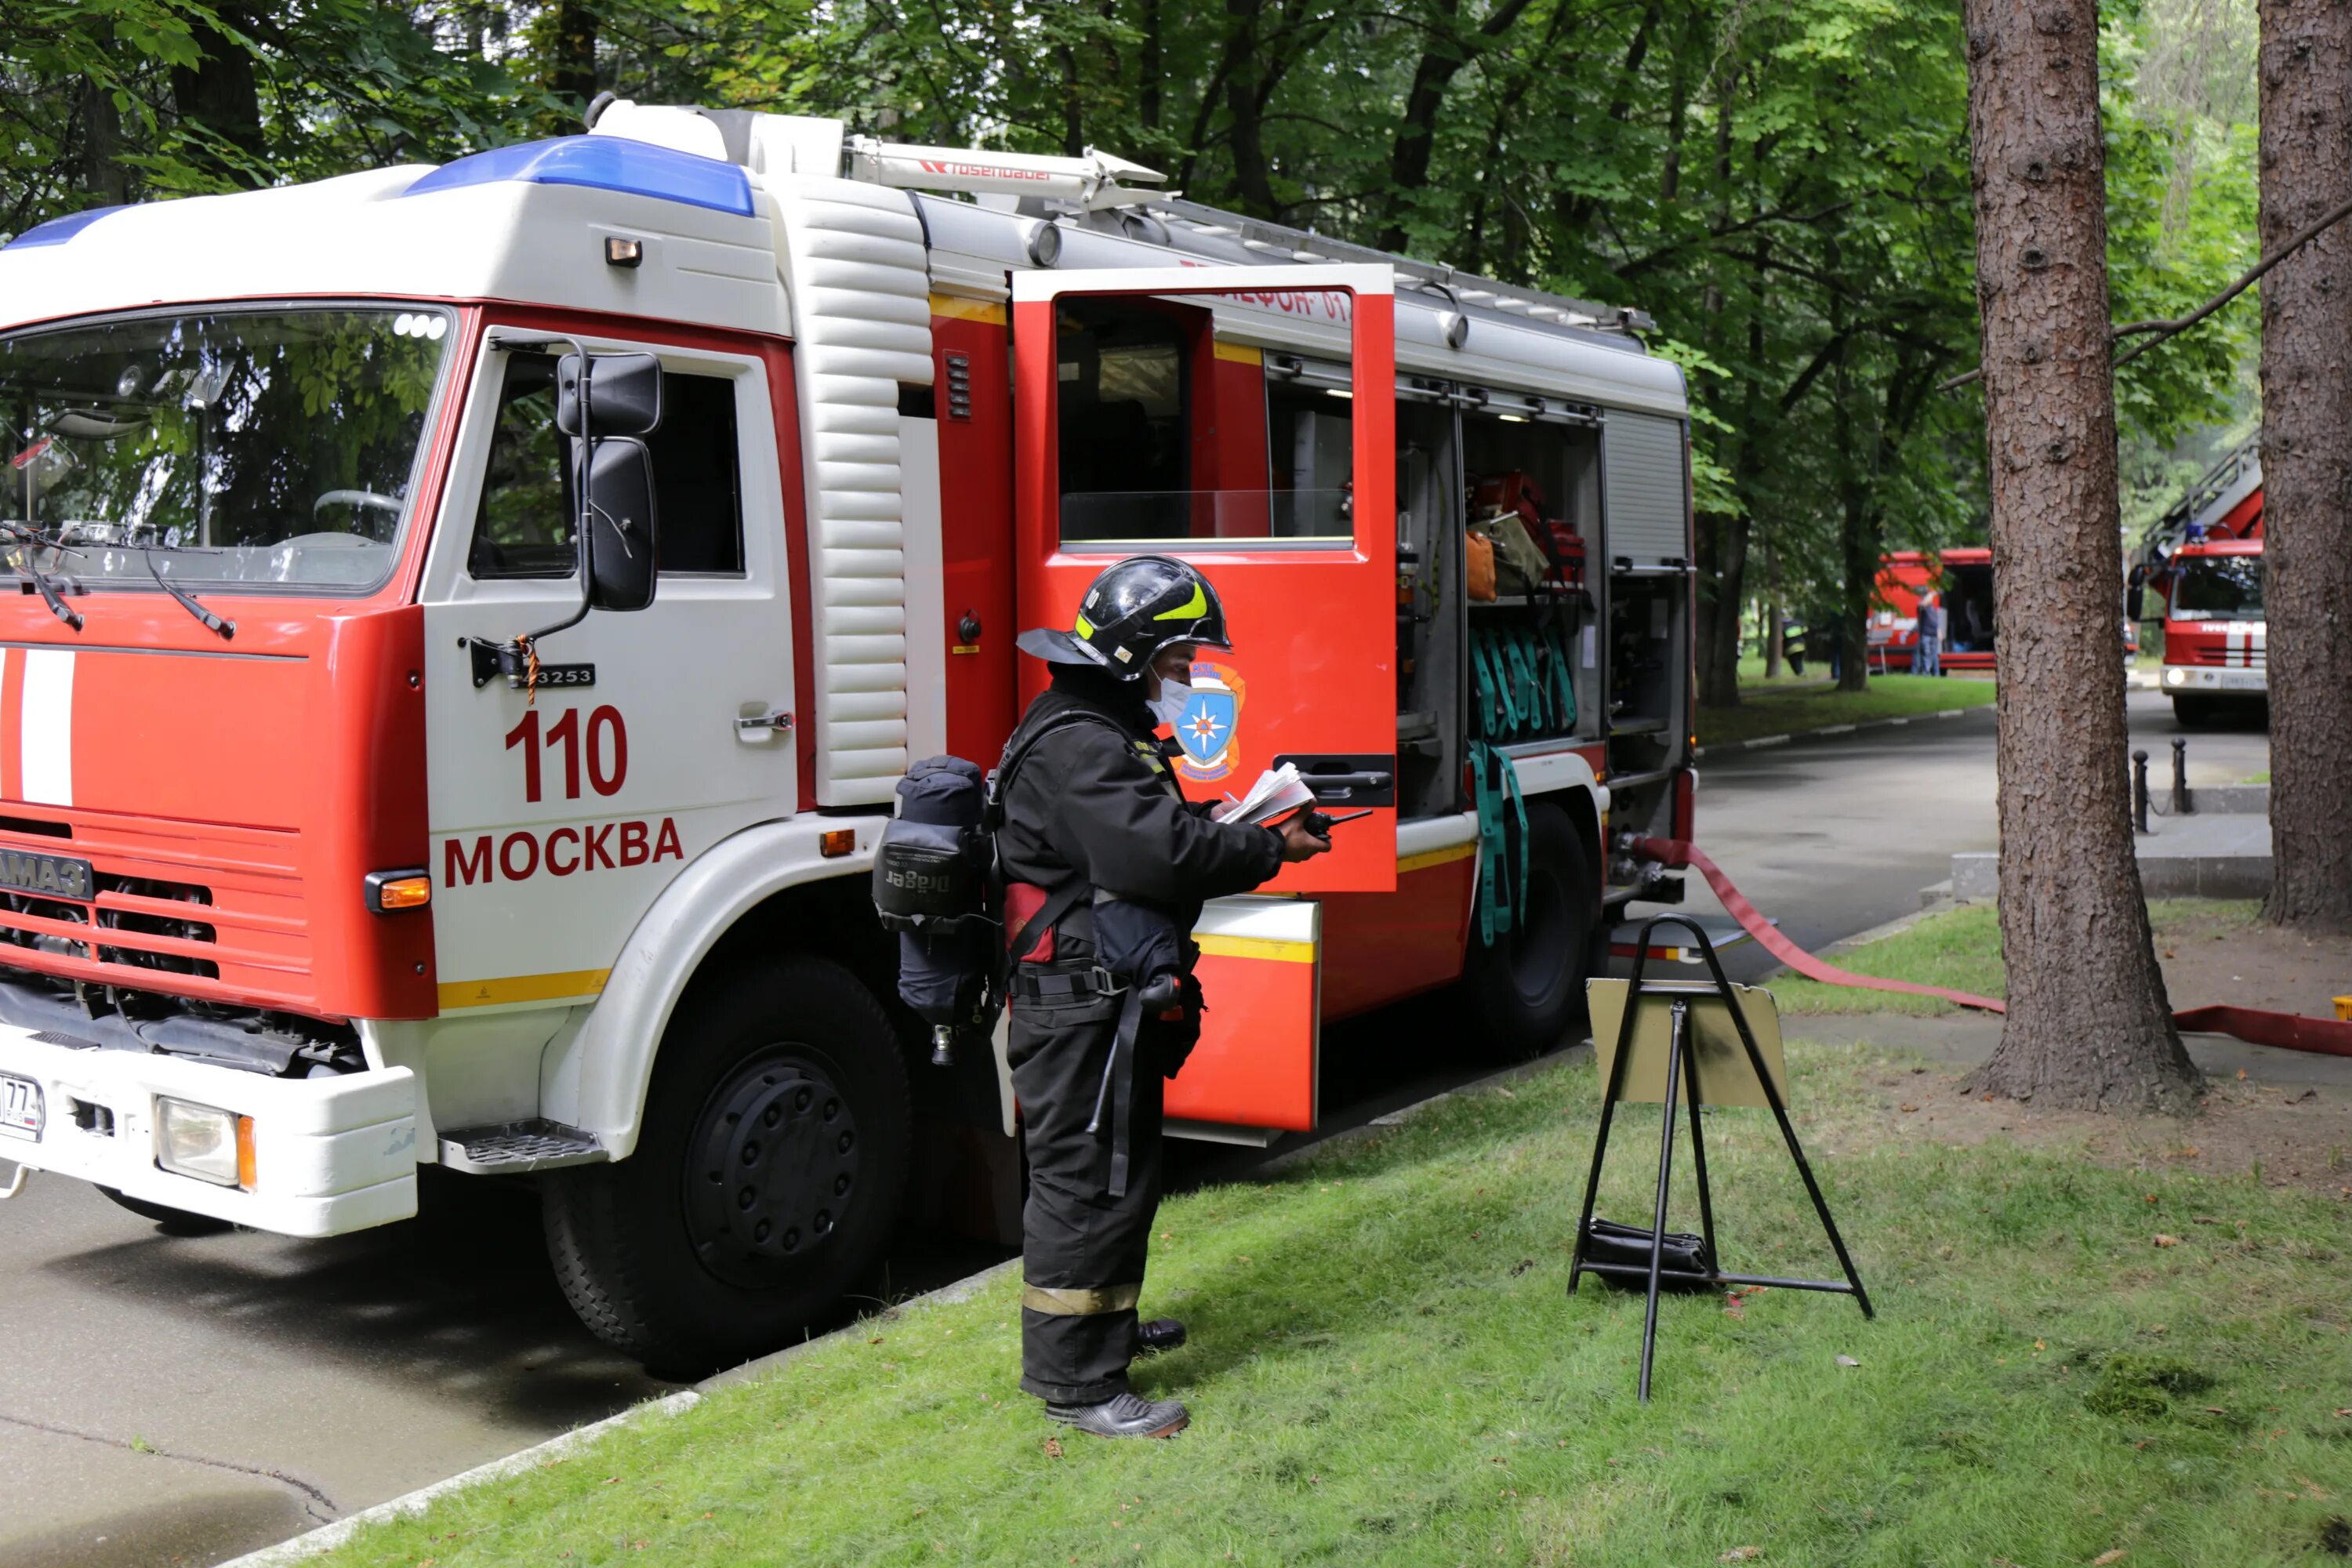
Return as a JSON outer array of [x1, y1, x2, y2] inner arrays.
[[1045, 1391, 1190, 1439], [1135, 1317, 1187, 1356]]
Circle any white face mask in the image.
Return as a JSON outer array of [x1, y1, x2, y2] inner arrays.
[[1147, 678, 1192, 730]]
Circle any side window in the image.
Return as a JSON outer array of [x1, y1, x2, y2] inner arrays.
[[469, 358, 746, 580], [470, 356, 574, 579], [1266, 378, 1353, 539], [1056, 300, 1189, 543], [648, 372, 744, 575]]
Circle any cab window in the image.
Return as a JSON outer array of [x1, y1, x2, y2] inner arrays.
[[1056, 301, 1189, 543], [469, 358, 746, 579]]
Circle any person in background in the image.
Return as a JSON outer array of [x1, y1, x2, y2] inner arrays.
[[1915, 590, 1944, 677]]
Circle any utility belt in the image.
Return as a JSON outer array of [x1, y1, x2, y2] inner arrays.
[[1006, 883, 1200, 1201]]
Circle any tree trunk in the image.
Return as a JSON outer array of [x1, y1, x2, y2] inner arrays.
[[2257, 0, 2352, 931], [169, 5, 266, 188], [1140, 0, 1162, 133], [78, 77, 128, 206], [1960, 0, 2199, 1112], [1222, 0, 1279, 218], [546, 0, 599, 119]]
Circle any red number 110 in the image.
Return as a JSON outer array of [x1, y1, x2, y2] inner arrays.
[[505, 706, 629, 803]]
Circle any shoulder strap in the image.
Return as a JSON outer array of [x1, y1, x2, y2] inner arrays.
[[987, 709, 1128, 828]]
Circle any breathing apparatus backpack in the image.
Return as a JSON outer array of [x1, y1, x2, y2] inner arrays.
[[871, 711, 1131, 1067]]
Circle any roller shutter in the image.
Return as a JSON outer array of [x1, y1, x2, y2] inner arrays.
[[1602, 412, 1690, 565]]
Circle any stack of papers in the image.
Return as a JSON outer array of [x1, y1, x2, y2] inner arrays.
[[1210, 763, 1318, 826]]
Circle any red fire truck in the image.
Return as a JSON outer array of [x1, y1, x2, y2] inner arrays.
[[2142, 440, 2265, 725], [1875, 548, 1997, 673], [0, 103, 1697, 1367]]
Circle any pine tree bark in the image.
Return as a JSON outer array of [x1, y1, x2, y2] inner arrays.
[[1960, 0, 2200, 1112], [2257, 0, 2352, 931]]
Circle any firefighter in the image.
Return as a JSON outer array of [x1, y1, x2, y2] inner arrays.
[[1002, 554, 1329, 1439]]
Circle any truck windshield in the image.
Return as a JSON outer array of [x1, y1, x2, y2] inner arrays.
[[2169, 555, 2263, 621], [0, 307, 450, 594]]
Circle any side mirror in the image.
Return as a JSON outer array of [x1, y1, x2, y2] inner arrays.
[[557, 352, 663, 437], [583, 437, 659, 612]]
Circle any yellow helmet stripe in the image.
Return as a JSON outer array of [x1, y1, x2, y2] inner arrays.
[[1153, 583, 1208, 622], [1073, 612, 1094, 637]]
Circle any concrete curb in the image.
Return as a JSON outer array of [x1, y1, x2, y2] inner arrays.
[[211, 1059, 1558, 1566], [216, 1391, 704, 1566], [1693, 705, 1978, 761]]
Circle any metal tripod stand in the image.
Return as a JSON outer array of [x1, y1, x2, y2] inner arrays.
[[1569, 913, 1873, 1402]]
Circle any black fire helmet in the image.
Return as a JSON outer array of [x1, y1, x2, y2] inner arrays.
[[1016, 555, 1232, 681]]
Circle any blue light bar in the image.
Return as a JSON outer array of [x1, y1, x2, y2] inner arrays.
[[402, 136, 753, 217], [5, 205, 129, 251]]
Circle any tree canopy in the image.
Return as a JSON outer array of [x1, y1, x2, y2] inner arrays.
[[0, 0, 2262, 690]]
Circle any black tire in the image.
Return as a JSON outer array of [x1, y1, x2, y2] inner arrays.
[[1458, 800, 1599, 1063], [541, 956, 911, 1377], [2172, 694, 2215, 728], [96, 1186, 234, 1236]]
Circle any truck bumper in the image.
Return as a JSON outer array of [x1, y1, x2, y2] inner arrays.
[[2163, 666, 2267, 695], [0, 1026, 418, 1236]]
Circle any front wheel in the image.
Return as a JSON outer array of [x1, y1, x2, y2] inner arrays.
[[2172, 694, 2216, 728], [1458, 800, 1599, 1063], [97, 1186, 234, 1236], [542, 956, 912, 1377]]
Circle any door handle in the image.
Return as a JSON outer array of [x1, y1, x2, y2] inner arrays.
[[735, 706, 793, 744], [1272, 753, 1397, 807]]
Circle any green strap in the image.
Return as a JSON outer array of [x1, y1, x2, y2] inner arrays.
[[1468, 742, 1530, 946], [1471, 741, 1507, 944], [1544, 624, 1576, 731]]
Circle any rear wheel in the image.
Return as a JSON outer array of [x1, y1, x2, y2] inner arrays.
[[96, 1186, 234, 1236], [542, 956, 911, 1377], [1459, 800, 1599, 1062]]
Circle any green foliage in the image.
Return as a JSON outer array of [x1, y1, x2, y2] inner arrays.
[[0, 0, 2262, 633]]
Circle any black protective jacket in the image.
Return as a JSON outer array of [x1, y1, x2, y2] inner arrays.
[[996, 667, 1282, 952]]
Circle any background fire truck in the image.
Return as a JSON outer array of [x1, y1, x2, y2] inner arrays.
[[2136, 437, 2266, 725], [0, 103, 1697, 1370]]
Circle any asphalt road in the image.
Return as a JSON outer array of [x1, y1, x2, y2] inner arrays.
[[0, 686, 2271, 1568]]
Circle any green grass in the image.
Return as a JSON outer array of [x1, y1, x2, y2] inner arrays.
[[310, 1042, 2352, 1568], [1700, 673, 1995, 749], [1771, 900, 2267, 1016]]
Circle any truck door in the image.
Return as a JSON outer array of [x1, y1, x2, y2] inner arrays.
[[1012, 264, 1399, 892], [419, 328, 797, 1018], [1012, 266, 1397, 1133]]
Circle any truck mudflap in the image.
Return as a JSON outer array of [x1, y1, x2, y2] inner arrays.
[[0, 1029, 418, 1236]]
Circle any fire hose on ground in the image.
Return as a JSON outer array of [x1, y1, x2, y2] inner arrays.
[[1628, 837, 2352, 1061]]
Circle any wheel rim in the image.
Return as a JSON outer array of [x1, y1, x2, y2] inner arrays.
[[682, 1047, 862, 1290]]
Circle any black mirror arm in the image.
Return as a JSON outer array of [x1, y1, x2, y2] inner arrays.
[[473, 331, 601, 684]]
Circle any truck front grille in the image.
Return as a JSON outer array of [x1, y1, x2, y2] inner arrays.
[[0, 808, 308, 1010]]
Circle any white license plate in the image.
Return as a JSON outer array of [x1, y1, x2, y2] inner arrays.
[[0, 1072, 42, 1140]]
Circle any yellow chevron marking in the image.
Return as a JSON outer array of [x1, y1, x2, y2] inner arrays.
[[439, 968, 611, 1011], [1194, 933, 1316, 964], [1398, 841, 1479, 874]]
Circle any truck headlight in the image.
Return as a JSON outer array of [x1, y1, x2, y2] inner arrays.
[[156, 1097, 255, 1189], [2164, 668, 2186, 687]]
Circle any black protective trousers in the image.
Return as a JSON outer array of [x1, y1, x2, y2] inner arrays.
[[1008, 987, 1166, 1405]]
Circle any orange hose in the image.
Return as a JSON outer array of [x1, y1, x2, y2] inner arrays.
[[1629, 837, 2352, 1060]]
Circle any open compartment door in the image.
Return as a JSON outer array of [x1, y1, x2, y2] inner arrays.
[[1164, 895, 1321, 1133], [1013, 263, 1399, 892]]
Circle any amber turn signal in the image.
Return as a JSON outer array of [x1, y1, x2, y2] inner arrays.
[[818, 829, 857, 858], [365, 869, 432, 913]]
